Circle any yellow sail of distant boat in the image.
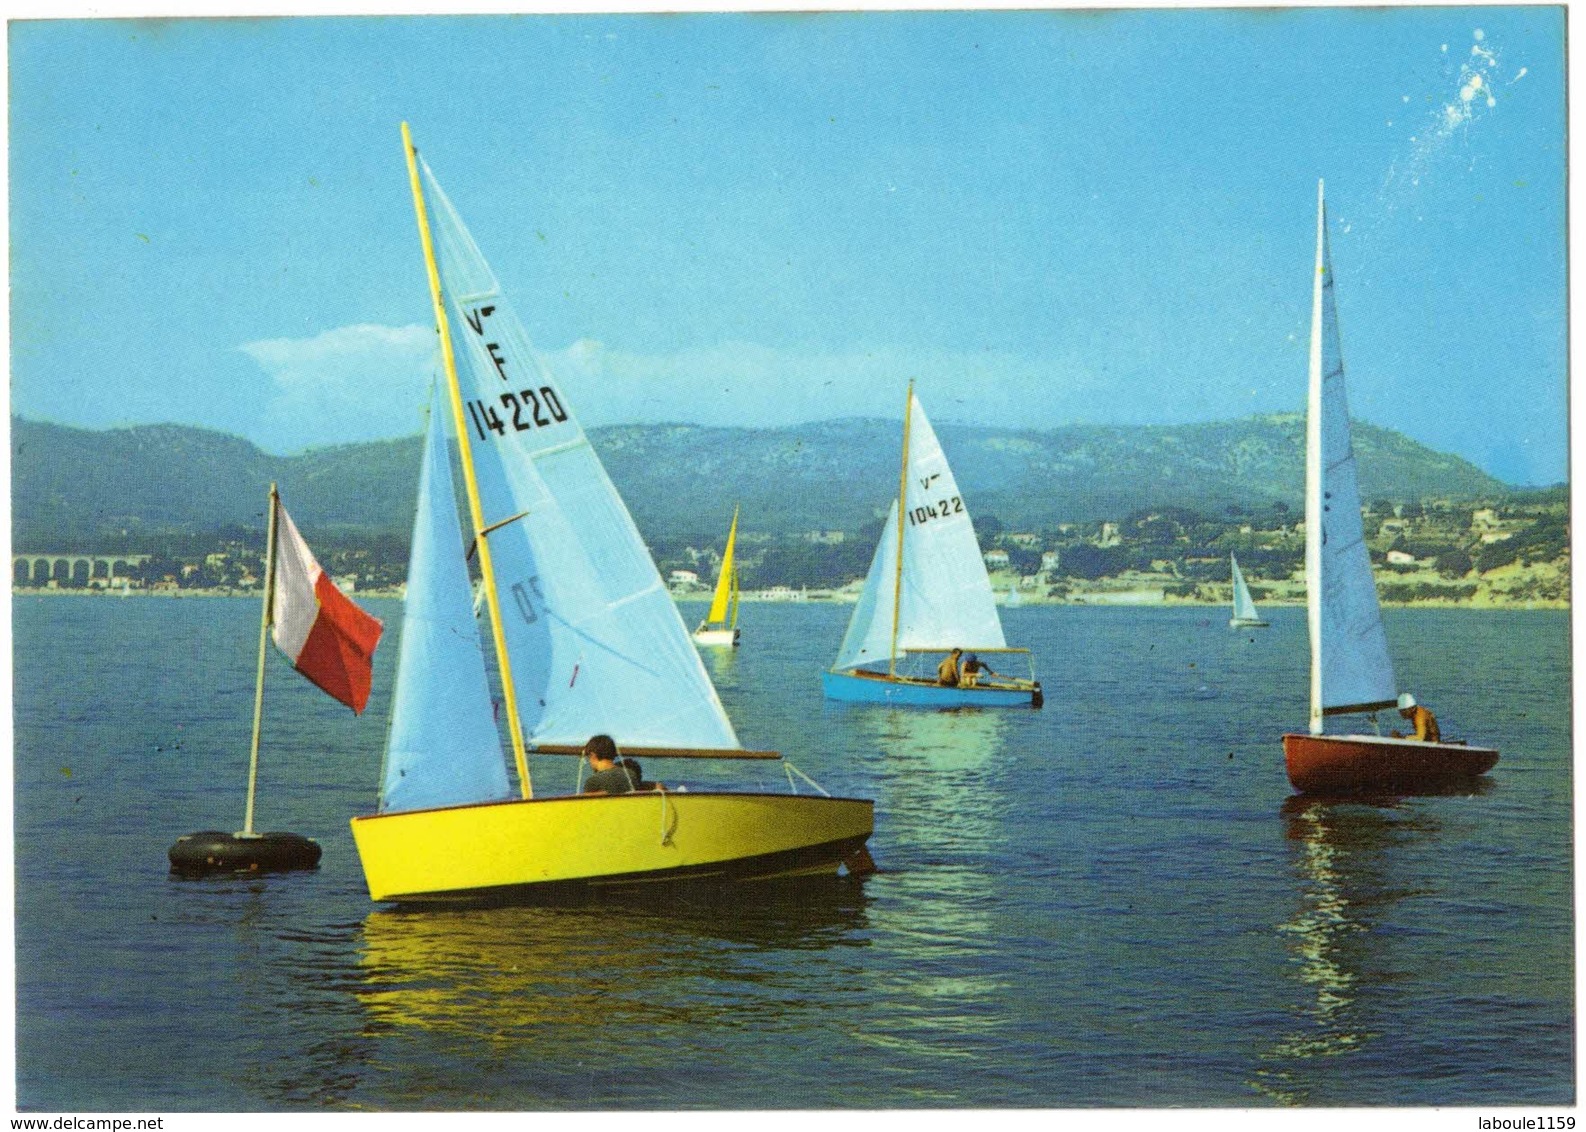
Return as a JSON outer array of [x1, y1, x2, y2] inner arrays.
[[694, 505, 741, 648]]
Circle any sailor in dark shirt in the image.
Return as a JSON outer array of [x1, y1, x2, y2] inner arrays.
[[582, 734, 634, 794]]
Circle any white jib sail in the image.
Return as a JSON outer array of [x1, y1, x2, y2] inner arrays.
[[381, 388, 513, 812], [1306, 180, 1397, 734], [832, 394, 1006, 672], [421, 159, 739, 751], [1230, 554, 1259, 622]]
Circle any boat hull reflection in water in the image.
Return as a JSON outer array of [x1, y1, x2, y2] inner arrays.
[[1255, 796, 1433, 1102], [1282, 733, 1499, 796], [351, 791, 875, 904]]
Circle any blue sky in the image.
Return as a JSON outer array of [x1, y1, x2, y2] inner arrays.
[[8, 6, 1569, 484]]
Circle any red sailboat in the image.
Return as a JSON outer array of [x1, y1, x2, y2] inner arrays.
[[1281, 182, 1497, 795]]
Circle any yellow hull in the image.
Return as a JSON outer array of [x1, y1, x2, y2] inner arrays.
[[350, 791, 874, 904]]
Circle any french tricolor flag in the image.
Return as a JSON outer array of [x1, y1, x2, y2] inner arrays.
[[271, 501, 384, 714]]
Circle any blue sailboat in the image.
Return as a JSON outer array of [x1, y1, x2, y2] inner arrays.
[[822, 383, 1041, 708]]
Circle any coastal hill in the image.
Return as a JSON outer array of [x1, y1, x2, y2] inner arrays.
[[12, 413, 1518, 547]]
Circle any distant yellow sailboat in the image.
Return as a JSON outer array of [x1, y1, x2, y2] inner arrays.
[[347, 125, 873, 904], [693, 505, 741, 648]]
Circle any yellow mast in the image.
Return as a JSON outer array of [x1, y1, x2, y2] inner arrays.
[[888, 380, 914, 678], [724, 504, 740, 629], [727, 514, 740, 630], [401, 122, 534, 799], [240, 481, 280, 837]]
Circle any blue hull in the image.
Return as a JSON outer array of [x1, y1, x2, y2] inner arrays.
[[822, 669, 1042, 708]]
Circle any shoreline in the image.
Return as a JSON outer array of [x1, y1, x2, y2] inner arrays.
[[13, 587, 1568, 611]]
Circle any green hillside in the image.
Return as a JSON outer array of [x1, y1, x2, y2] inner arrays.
[[11, 413, 1517, 548]]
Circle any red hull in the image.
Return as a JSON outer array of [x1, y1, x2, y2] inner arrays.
[[1282, 733, 1498, 795]]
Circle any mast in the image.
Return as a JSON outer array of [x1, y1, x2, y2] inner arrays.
[[726, 505, 740, 630], [888, 380, 914, 677], [241, 482, 280, 837], [1306, 179, 1327, 736], [402, 122, 534, 798]]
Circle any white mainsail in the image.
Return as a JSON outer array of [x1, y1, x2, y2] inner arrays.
[[1305, 180, 1397, 735], [420, 157, 739, 754], [1230, 554, 1260, 623], [381, 389, 512, 813], [832, 391, 1006, 672]]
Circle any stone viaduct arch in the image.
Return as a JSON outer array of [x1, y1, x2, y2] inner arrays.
[[13, 554, 151, 587]]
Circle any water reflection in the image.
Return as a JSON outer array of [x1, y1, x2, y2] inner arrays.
[[842, 708, 1015, 1066], [850, 704, 1006, 771], [172, 880, 383, 1109], [355, 883, 871, 1041], [697, 643, 739, 688], [850, 706, 1008, 849], [1252, 796, 1445, 1104]]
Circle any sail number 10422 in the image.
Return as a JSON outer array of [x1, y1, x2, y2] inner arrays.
[[465, 388, 569, 442], [907, 496, 964, 527]]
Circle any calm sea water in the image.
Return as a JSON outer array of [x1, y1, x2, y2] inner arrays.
[[12, 596, 1574, 1111]]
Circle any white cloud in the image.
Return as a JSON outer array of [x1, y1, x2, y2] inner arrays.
[[240, 323, 435, 451]]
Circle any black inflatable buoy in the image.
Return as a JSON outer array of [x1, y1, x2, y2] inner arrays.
[[168, 830, 322, 875]]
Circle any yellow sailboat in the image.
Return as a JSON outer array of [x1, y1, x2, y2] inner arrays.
[[693, 505, 741, 648], [347, 125, 874, 904]]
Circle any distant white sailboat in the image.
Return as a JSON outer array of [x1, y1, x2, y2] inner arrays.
[[1280, 180, 1497, 795], [1228, 554, 1268, 628]]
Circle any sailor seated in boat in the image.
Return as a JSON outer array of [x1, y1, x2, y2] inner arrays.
[[937, 648, 963, 686], [582, 734, 635, 794], [622, 757, 659, 792], [958, 653, 996, 687], [1390, 693, 1440, 743]]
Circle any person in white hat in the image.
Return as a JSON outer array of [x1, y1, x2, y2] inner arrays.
[[1391, 692, 1441, 743]]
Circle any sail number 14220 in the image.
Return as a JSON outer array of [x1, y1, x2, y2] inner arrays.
[[465, 387, 569, 442]]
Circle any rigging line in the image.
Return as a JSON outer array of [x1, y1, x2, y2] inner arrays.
[[783, 761, 832, 798], [523, 605, 671, 682], [657, 785, 675, 845]]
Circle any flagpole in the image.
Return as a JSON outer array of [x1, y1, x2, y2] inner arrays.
[[241, 482, 280, 837]]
